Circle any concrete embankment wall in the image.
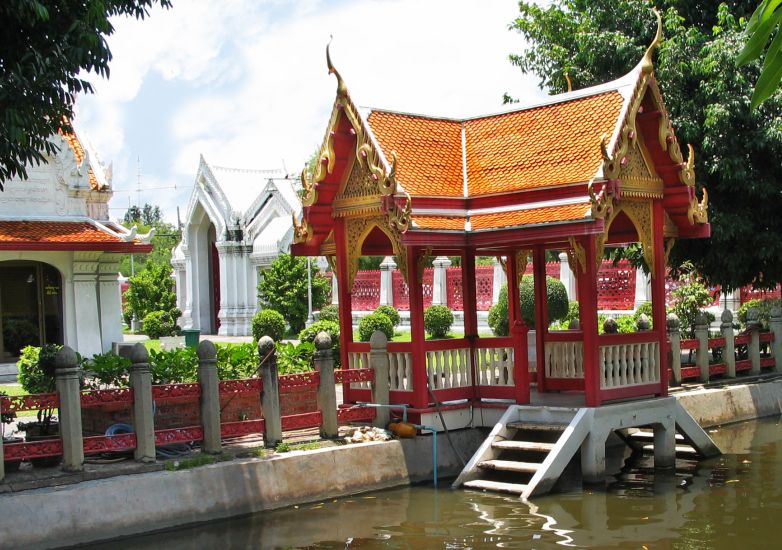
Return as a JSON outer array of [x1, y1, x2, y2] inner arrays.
[[2, 381, 782, 549]]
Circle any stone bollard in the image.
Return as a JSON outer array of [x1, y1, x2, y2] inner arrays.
[[129, 343, 156, 463], [695, 311, 710, 383], [636, 313, 651, 332], [314, 332, 338, 439], [747, 307, 761, 375], [259, 336, 282, 448], [55, 346, 84, 472], [197, 340, 221, 454], [721, 309, 736, 378], [667, 314, 682, 385], [769, 305, 782, 373], [370, 330, 391, 428]]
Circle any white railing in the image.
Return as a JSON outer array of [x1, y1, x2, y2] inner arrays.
[[347, 350, 412, 391], [425, 348, 471, 390], [474, 346, 514, 386], [545, 341, 584, 379], [600, 341, 660, 389]]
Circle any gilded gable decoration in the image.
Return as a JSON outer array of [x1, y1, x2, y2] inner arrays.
[[566, 237, 587, 274]]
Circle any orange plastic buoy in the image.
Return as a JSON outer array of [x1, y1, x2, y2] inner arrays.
[[388, 422, 417, 438]]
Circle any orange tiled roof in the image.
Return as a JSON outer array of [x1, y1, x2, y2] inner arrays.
[[366, 91, 624, 198], [367, 112, 464, 197], [61, 132, 104, 191], [412, 216, 465, 230], [470, 202, 591, 231], [0, 221, 122, 244]]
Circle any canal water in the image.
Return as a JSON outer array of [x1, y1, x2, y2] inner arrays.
[[103, 417, 782, 549]]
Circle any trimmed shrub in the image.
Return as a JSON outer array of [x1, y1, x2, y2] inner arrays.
[[358, 312, 394, 342], [488, 275, 570, 335], [252, 309, 286, 342], [317, 304, 340, 323], [424, 305, 454, 339], [148, 347, 198, 384], [374, 305, 401, 328], [276, 341, 315, 374], [298, 320, 341, 367], [633, 301, 654, 322], [736, 298, 780, 330], [142, 309, 181, 339]]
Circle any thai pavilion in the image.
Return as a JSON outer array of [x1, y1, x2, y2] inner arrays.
[[291, 20, 710, 426]]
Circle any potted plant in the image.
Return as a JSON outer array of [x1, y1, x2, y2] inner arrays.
[[17, 344, 61, 466], [1, 390, 22, 472]]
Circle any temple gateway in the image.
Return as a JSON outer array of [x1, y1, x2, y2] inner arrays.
[[291, 25, 710, 417]]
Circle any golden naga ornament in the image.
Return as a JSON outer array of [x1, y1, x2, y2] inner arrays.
[[566, 237, 587, 274], [688, 187, 709, 225], [292, 213, 311, 244]]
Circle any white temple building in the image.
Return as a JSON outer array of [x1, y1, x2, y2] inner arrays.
[[173, 156, 301, 336], [0, 130, 151, 370]]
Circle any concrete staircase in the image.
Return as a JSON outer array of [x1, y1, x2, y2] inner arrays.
[[453, 399, 721, 499]]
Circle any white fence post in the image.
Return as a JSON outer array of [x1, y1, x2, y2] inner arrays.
[[432, 256, 451, 305], [748, 307, 761, 375], [379, 256, 396, 306], [695, 311, 710, 383], [770, 305, 782, 373], [559, 252, 576, 301], [720, 310, 736, 378], [667, 313, 681, 385]]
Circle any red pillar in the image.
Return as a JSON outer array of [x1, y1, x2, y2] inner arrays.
[[578, 236, 601, 406], [462, 249, 479, 401], [507, 250, 530, 404], [407, 246, 429, 409], [333, 219, 354, 402], [533, 246, 549, 393], [651, 200, 669, 396]]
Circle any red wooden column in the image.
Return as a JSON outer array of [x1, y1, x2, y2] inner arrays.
[[462, 249, 479, 401], [333, 218, 355, 403], [407, 246, 429, 409], [651, 200, 669, 396], [506, 250, 530, 404], [578, 236, 601, 406], [532, 246, 549, 393]]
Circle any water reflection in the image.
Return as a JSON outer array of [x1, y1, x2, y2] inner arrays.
[[98, 417, 782, 549]]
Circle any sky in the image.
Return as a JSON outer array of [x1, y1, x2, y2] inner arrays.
[[75, 0, 550, 225]]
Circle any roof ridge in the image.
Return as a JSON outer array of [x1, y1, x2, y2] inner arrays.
[[210, 164, 286, 175]]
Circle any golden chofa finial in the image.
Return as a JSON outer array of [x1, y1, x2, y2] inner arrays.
[[326, 37, 348, 97], [641, 8, 663, 74]]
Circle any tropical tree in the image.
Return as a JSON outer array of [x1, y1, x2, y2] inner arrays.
[[737, 0, 782, 107], [119, 203, 179, 275], [508, 0, 782, 291], [0, 0, 171, 187], [257, 254, 329, 334], [123, 260, 178, 328]]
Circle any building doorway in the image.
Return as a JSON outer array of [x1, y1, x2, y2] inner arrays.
[[0, 261, 64, 361]]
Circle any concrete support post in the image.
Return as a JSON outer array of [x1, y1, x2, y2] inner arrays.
[[55, 346, 84, 472], [748, 307, 761, 375], [129, 343, 156, 463], [653, 417, 676, 470], [432, 256, 452, 306], [634, 267, 652, 308], [370, 331, 390, 428], [197, 340, 221, 454], [770, 305, 782, 373], [695, 311, 710, 383], [379, 256, 396, 306], [314, 332, 338, 439], [721, 310, 736, 378], [259, 336, 282, 447], [558, 252, 576, 301], [492, 257, 506, 305], [580, 429, 608, 484], [667, 314, 682, 385]]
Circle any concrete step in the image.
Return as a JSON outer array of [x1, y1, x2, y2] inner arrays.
[[478, 459, 541, 474], [629, 430, 685, 442], [506, 421, 568, 432], [492, 440, 555, 452], [463, 479, 528, 495], [641, 443, 698, 455]]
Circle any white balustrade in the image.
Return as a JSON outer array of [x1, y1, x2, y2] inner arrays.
[[545, 341, 584, 379], [474, 346, 514, 386], [425, 348, 471, 389], [347, 350, 412, 391], [599, 341, 659, 389]]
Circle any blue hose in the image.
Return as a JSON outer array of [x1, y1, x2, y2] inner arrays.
[[104, 422, 193, 458]]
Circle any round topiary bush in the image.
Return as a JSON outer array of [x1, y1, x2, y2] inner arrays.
[[142, 310, 181, 339], [298, 320, 341, 366], [317, 304, 339, 323], [252, 309, 286, 342], [424, 305, 454, 339], [358, 312, 394, 342], [488, 275, 569, 336], [374, 304, 401, 328]]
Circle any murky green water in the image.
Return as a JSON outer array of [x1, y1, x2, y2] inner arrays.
[[104, 417, 782, 549]]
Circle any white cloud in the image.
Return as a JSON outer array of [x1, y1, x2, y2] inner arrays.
[[76, 0, 548, 224]]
